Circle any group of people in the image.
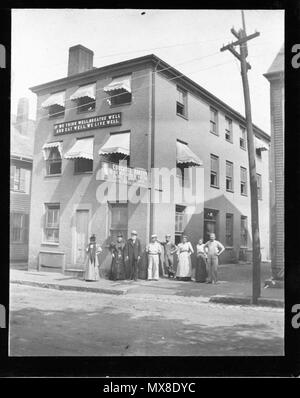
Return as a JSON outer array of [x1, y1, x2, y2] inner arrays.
[[84, 231, 225, 285]]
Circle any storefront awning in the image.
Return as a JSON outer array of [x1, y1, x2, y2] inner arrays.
[[64, 137, 93, 160], [103, 75, 131, 93], [42, 142, 63, 160], [176, 141, 203, 167], [255, 137, 269, 151], [99, 133, 130, 156], [41, 91, 65, 108], [70, 83, 96, 101]]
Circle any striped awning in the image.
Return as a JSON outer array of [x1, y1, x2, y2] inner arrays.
[[70, 83, 96, 101], [99, 133, 130, 156], [42, 142, 63, 160], [176, 141, 203, 167], [64, 137, 93, 160], [41, 91, 65, 108], [255, 137, 269, 151], [103, 75, 131, 93]]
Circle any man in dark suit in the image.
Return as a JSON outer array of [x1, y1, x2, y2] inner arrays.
[[125, 230, 142, 281]]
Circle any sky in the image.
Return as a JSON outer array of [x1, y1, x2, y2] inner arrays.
[[11, 9, 284, 133]]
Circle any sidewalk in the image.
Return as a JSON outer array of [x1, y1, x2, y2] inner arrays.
[[10, 262, 284, 307]]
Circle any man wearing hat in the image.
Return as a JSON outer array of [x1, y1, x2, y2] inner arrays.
[[161, 234, 177, 278], [124, 230, 142, 281], [146, 234, 162, 281]]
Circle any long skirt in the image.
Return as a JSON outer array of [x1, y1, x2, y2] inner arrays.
[[85, 259, 99, 281], [110, 256, 125, 281], [195, 254, 207, 282], [176, 252, 192, 279]]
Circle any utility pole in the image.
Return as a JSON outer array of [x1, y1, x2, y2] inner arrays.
[[221, 10, 261, 304]]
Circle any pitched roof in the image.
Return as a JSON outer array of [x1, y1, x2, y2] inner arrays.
[[11, 124, 34, 160], [265, 45, 284, 76]]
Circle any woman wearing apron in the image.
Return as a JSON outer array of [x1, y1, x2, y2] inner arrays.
[[176, 235, 194, 281]]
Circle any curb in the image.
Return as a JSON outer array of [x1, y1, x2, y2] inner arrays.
[[209, 295, 284, 308], [10, 279, 127, 296]]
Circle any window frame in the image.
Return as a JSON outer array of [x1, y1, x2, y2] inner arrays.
[[240, 215, 248, 248], [210, 154, 219, 188], [225, 116, 233, 142], [109, 202, 128, 239], [76, 96, 96, 114], [225, 160, 234, 192], [44, 203, 60, 244], [225, 213, 234, 247], [74, 158, 93, 174], [210, 107, 219, 136], [10, 165, 27, 192], [46, 147, 62, 176], [239, 126, 247, 150], [109, 74, 132, 107], [176, 86, 188, 119], [240, 166, 248, 196]]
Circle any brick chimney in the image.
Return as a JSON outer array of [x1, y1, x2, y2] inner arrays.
[[68, 45, 94, 76], [16, 97, 29, 135]]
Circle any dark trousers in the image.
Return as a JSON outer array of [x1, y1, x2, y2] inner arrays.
[[130, 259, 139, 280]]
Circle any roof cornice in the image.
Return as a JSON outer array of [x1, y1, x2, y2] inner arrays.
[[30, 53, 269, 141]]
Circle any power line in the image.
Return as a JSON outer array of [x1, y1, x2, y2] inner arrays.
[[12, 54, 257, 126]]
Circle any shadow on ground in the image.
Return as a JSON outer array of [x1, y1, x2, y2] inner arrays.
[[9, 306, 284, 357]]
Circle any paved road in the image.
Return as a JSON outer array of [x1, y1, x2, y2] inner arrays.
[[9, 284, 284, 356]]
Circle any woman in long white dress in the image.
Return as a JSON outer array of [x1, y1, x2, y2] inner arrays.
[[85, 234, 102, 281], [176, 235, 194, 281]]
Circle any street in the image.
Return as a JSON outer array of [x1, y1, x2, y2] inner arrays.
[[9, 284, 284, 356]]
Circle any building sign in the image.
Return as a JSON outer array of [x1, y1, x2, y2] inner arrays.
[[54, 112, 122, 135], [100, 162, 148, 187]]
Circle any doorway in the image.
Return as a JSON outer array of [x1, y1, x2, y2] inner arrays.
[[203, 208, 219, 243], [74, 209, 89, 268]]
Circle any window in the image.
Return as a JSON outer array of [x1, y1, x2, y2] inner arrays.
[[257, 173, 262, 200], [44, 204, 60, 243], [210, 107, 218, 135], [226, 161, 234, 192], [240, 167, 247, 195], [74, 158, 93, 173], [225, 117, 233, 142], [10, 165, 29, 192], [106, 75, 132, 106], [210, 154, 219, 188], [109, 203, 128, 240], [46, 147, 62, 175], [76, 97, 95, 113], [225, 213, 234, 247], [240, 216, 248, 247], [49, 104, 65, 119], [10, 213, 28, 243], [175, 205, 186, 244], [176, 87, 187, 117], [240, 126, 246, 149], [204, 208, 219, 243]]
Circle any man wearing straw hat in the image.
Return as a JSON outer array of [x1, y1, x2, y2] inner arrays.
[[146, 234, 162, 281]]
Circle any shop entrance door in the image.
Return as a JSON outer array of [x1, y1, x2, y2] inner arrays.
[[75, 210, 89, 268]]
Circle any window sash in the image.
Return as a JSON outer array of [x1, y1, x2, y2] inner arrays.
[[240, 217, 248, 246], [225, 214, 233, 246], [44, 205, 60, 242]]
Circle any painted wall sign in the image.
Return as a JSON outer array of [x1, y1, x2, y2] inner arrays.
[[100, 161, 148, 187], [54, 112, 122, 135]]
